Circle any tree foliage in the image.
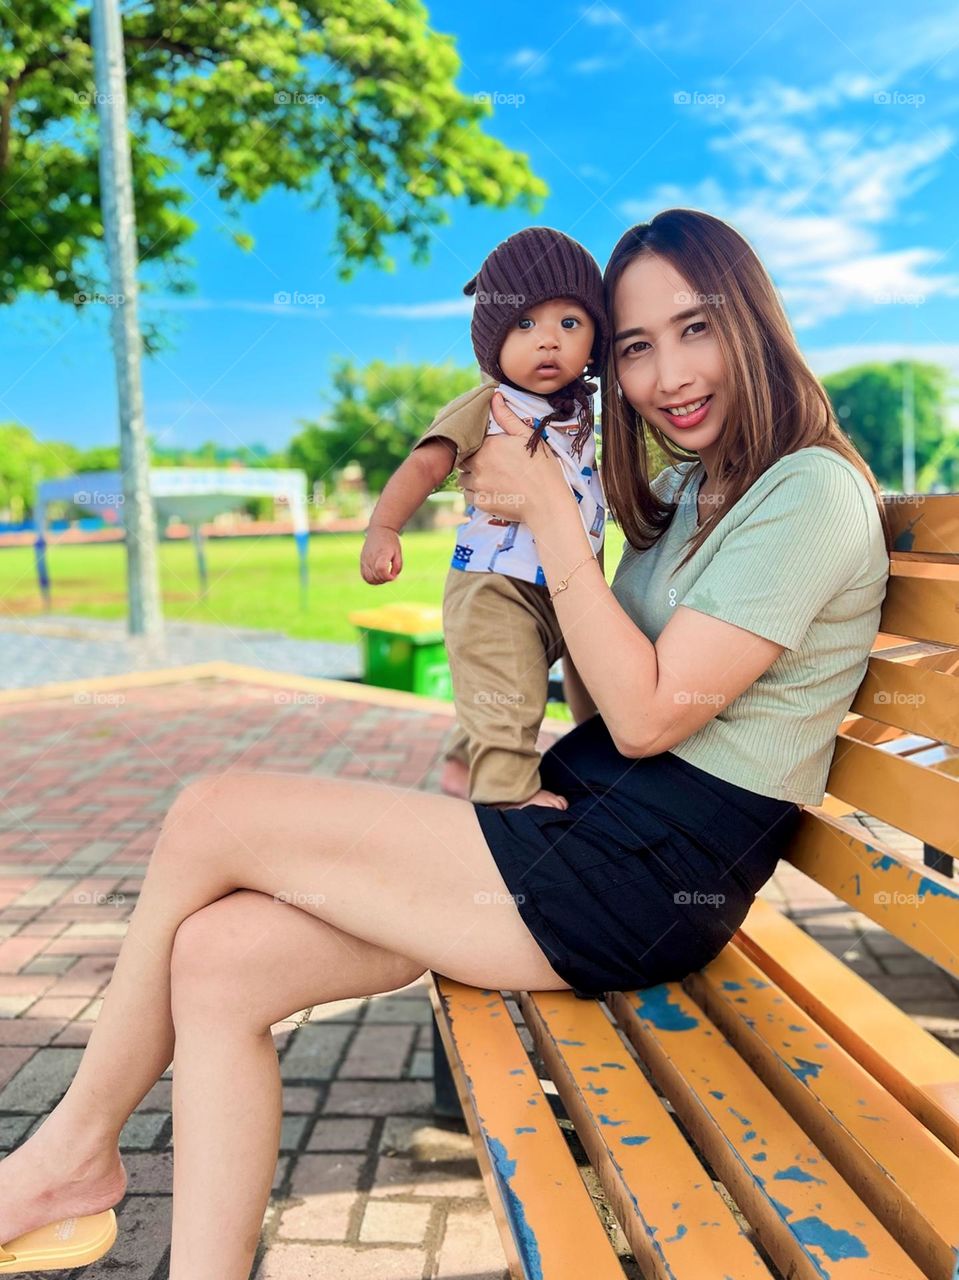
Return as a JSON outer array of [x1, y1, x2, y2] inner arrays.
[[0, 1, 547, 319], [822, 361, 958, 490], [289, 357, 478, 494]]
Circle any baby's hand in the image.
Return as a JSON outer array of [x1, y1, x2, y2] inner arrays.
[[361, 526, 403, 584]]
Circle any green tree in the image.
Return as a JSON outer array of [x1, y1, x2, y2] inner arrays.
[[290, 358, 479, 495], [0, 0, 547, 344], [0, 424, 78, 518], [822, 361, 957, 490]]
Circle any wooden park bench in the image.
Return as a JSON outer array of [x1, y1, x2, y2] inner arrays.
[[428, 490, 959, 1280]]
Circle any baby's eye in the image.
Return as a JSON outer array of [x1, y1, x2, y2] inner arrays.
[[517, 318, 534, 330], [561, 316, 582, 329]]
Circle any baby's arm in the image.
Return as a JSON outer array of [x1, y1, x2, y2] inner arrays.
[[360, 440, 457, 584]]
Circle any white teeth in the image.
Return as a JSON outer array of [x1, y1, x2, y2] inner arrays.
[[664, 397, 708, 417]]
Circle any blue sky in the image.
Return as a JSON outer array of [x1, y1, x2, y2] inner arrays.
[[3, 0, 959, 453]]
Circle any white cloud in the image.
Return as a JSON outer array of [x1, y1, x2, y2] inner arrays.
[[620, 86, 958, 328], [505, 48, 544, 71], [355, 299, 474, 320]]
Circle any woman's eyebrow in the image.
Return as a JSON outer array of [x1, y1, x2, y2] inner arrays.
[[614, 307, 703, 342]]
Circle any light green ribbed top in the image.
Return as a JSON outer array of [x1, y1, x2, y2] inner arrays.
[[610, 446, 890, 804]]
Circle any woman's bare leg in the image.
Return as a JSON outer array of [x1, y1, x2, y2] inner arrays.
[[166, 889, 425, 1279], [0, 771, 568, 1250]]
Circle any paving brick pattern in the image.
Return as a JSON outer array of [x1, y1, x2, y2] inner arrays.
[[0, 673, 956, 1279]]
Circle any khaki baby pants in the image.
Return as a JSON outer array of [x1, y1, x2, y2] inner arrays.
[[440, 566, 565, 805]]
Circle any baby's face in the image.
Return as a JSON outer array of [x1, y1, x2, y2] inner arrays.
[[498, 297, 595, 392]]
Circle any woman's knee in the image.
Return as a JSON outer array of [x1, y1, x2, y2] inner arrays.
[[169, 892, 258, 1025], [154, 771, 247, 863]]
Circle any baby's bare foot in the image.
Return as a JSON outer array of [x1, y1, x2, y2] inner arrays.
[[439, 756, 470, 800], [0, 1124, 127, 1247], [492, 788, 569, 811]]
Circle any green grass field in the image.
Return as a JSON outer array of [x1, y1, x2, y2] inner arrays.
[[0, 530, 626, 645]]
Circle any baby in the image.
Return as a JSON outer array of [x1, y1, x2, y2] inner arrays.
[[360, 226, 609, 810]]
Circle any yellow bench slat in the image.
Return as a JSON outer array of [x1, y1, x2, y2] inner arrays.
[[884, 494, 959, 557], [608, 984, 925, 1280], [429, 976, 625, 1280], [880, 572, 959, 646], [784, 810, 959, 975], [736, 899, 959, 1153], [686, 944, 959, 1280], [517, 989, 772, 1280], [826, 735, 959, 853], [851, 655, 959, 745]]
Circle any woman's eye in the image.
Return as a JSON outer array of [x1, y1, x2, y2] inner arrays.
[[622, 340, 649, 356], [684, 321, 708, 336]]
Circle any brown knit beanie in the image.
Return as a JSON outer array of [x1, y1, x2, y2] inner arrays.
[[463, 227, 609, 383]]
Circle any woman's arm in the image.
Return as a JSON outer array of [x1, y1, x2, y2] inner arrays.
[[561, 644, 598, 725], [561, 546, 603, 724], [463, 393, 786, 757]]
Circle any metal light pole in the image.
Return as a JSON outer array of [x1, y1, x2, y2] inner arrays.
[[91, 0, 164, 641], [902, 308, 916, 494]]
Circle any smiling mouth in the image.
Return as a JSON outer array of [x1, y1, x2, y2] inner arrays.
[[661, 394, 712, 419]]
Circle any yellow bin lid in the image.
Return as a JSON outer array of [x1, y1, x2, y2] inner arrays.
[[348, 603, 445, 636]]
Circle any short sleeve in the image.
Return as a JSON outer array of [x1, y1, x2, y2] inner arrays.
[[412, 382, 494, 469], [679, 458, 871, 650]]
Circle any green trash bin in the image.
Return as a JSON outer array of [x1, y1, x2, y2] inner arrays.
[[349, 604, 453, 701]]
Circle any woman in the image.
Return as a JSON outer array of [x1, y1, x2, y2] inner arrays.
[[0, 209, 891, 1277]]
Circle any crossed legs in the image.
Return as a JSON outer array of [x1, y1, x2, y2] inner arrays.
[[0, 770, 569, 1278]]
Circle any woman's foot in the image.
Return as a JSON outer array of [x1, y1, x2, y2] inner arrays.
[[439, 756, 471, 800], [491, 788, 569, 811], [0, 1122, 127, 1248]]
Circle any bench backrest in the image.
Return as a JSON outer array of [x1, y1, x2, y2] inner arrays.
[[735, 490, 959, 1150]]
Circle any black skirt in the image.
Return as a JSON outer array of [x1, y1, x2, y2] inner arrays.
[[472, 713, 801, 997]]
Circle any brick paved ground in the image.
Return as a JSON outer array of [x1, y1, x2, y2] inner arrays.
[[0, 671, 956, 1278]]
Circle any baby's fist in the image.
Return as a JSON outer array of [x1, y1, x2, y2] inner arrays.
[[361, 526, 403, 584]]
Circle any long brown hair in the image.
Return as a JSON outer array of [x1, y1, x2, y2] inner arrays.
[[600, 209, 892, 571]]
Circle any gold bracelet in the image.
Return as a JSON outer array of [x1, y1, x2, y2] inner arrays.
[[548, 553, 594, 600]]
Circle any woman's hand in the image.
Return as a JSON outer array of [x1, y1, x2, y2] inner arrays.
[[458, 392, 570, 525]]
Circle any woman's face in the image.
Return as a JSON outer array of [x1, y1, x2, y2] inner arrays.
[[498, 296, 596, 393], [612, 253, 726, 458]]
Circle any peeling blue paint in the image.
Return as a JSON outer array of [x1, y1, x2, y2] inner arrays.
[[871, 853, 897, 873], [709, 1090, 726, 1100], [515, 1126, 537, 1134], [621, 1135, 651, 1146], [790, 1058, 823, 1083], [487, 1136, 543, 1279], [598, 1114, 625, 1126], [665, 1224, 688, 1243], [743, 1131, 757, 1142], [774, 1165, 827, 1185], [792, 1217, 869, 1263], [721, 981, 744, 990], [509, 1068, 525, 1075], [918, 876, 957, 900], [601, 1061, 626, 1069], [557, 1038, 585, 1046], [582, 1066, 600, 1073], [728, 1107, 751, 1126], [788, 1025, 806, 1033], [752, 1152, 767, 1162], [636, 985, 699, 1031], [748, 978, 771, 989], [584, 1083, 609, 1095]]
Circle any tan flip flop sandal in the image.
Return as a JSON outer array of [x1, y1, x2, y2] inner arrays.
[[0, 1209, 117, 1272]]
